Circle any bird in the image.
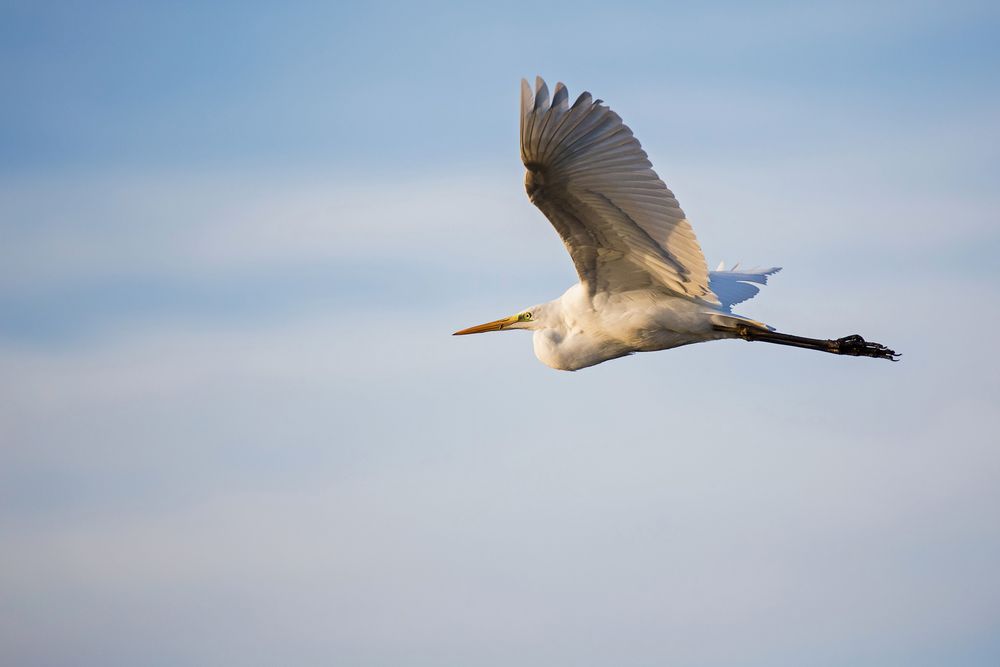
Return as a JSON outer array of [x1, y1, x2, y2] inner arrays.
[[454, 77, 898, 371]]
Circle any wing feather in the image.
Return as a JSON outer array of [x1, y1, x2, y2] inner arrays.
[[520, 77, 716, 303]]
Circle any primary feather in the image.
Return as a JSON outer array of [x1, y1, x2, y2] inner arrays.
[[520, 76, 717, 304]]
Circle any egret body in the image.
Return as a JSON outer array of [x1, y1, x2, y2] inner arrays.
[[455, 77, 898, 371]]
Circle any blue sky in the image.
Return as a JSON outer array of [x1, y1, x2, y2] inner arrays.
[[2, 2, 1000, 665]]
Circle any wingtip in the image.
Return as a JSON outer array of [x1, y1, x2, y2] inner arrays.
[[520, 78, 533, 112], [552, 81, 569, 110], [533, 76, 550, 111], [572, 90, 593, 108]]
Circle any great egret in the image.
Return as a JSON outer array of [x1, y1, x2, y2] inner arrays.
[[455, 77, 898, 370]]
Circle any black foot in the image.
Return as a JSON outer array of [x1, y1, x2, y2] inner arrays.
[[834, 334, 900, 361]]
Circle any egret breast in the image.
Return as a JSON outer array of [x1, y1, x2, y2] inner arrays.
[[532, 328, 630, 371]]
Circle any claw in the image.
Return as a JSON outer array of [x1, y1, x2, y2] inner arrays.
[[834, 335, 900, 361]]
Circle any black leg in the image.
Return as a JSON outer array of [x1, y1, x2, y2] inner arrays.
[[726, 326, 900, 361]]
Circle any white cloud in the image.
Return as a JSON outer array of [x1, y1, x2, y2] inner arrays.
[[0, 168, 544, 295], [4, 107, 996, 302]]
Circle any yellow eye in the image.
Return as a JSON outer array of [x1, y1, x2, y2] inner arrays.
[[521, 312, 532, 321]]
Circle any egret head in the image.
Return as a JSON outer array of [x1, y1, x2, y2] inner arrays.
[[453, 306, 545, 336]]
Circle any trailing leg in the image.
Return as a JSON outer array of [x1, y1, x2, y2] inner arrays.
[[721, 325, 899, 361]]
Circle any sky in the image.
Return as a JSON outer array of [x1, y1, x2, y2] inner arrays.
[[2, 1, 1000, 665]]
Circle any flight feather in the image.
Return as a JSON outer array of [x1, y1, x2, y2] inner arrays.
[[520, 76, 717, 304]]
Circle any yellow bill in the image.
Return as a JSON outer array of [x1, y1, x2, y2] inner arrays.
[[453, 314, 519, 335]]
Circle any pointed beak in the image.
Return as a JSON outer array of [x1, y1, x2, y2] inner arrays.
[[453, 314, 519, 335]]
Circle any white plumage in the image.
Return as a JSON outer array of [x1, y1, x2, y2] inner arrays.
[[519, 77, 713, 301], [710, 263, 782, 314], [454, 77, 897, 369]]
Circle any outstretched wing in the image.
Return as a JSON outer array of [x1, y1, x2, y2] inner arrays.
[[520, 76, 716, 303]]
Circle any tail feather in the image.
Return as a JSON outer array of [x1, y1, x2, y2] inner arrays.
[[709, 262, 781, 313]]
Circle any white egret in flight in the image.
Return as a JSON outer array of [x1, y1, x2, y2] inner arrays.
[[455, 77, 898, 370]]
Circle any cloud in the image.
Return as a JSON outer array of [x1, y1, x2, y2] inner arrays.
[[2, 312, 999, 666], [3, 140, 996, 305], [2, 252, 999, 664], [0, 169, 527, 290]]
